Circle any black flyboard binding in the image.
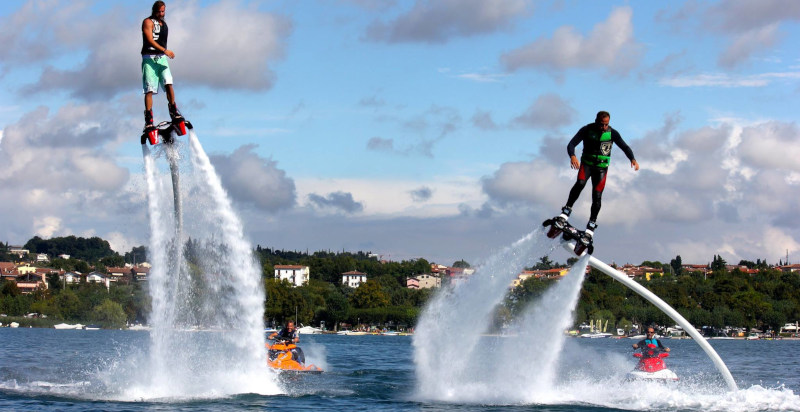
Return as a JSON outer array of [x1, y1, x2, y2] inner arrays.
[[141, 118, 193, 145], [542, 216, 594, 256]]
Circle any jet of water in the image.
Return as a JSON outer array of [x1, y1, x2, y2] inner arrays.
[[413, 229, 588, 404], [137, 134, 279, 399]]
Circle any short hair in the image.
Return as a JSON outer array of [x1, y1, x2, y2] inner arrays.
[[151, 1, 165, 19], [595, 111, 610, 123]]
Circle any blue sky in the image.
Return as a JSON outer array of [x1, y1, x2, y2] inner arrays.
[[1, 0, 799, 267]]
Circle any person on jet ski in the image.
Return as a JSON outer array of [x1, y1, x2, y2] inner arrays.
[[268, 321, 305, 363], [269, 321, 299, 344], [632, 327, 670, 353]]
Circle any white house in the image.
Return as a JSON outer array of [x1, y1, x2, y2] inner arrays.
[[342, 270, 367, 288], [61, 271, 82, 284], [274, 265, 310, 287], [87, 271, 111, 290], [36, 253, 49, 263]]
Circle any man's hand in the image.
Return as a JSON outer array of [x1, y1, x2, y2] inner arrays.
[[570, 155, 580, 170], [164, 49, 175, 59], [631, 159, 640, 171]]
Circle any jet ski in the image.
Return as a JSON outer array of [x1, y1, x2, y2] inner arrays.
[[266, 339, 322, 374], [626, 345, 678, 382]]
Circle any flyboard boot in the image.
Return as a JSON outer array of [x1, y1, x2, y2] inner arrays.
[[142, 109, 158, 145], [543, 206, 572, 238], [573, 221, 596, 255], [168, 102, 192, 136]]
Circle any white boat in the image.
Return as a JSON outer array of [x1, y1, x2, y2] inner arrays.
[[297, 325, 322, 334], [581, 332, 612, 338], [84, 325, 101, 330], [127, 324, 151, 331], [10, 322, 19, 328], [53, 323, 84, 329], [338, 330, 367, 335], [382, 331, 400, 336]]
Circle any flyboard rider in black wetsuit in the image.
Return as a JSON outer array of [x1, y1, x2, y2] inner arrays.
[[553, 111, 640, 244]]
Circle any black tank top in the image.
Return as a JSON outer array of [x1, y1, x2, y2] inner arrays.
[[141, 18, 168, 55]]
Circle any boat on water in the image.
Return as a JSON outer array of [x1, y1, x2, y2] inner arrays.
[[127, 324, 151, 331], [53, 323, 84, 330], [297, 325, 323, 334], [746, 332, 761, 340], [337, 330, 367, 336], [581, 332, 612, 338], [266, 339, 322, 374], [84, 325, 101, 330]]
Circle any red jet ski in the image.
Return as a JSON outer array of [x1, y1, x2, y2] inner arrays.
[[626, 345, 678, 382]]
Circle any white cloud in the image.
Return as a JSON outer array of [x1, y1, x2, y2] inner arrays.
[[738, 121, 800, 171], [365, 0, 528, 43], [501, 6, 643, 75], [701, 0, 800, 67], [207, 144, 296, 212], [33, 216, 63, 239], [511, 93, 576, 130], [455, 73, 507, 83], [296, 176, 484, 218], [659, 71, 800, 88], [718, 24, 780, 68]]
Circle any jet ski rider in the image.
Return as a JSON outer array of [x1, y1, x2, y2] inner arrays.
[[269, 321, 299, 344], [632, 327, 670, 353]]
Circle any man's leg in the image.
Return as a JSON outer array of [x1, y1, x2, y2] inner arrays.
[[588, 167, 608, 230], [561, 163, 588, 220], [143, 58, 158, 129], [165, 84, 175, 107], [143, 92, 154, 130], [144, 92, 153, 111]]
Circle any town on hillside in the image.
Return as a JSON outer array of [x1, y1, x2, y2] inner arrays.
[[1, 238, 799, 338]]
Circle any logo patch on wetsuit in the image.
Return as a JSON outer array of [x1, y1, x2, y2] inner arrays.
[[600, 141, 612, 156]]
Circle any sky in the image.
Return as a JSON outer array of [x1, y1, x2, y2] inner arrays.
[[0, 0, 799, 268]]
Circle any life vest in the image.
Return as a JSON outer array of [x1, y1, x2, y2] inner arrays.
[[581, 129, 612, 168]]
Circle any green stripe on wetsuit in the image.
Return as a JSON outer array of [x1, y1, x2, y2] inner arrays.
[[581, 131, 612, 168]]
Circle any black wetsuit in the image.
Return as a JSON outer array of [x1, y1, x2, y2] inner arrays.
[[565, 122, 636, 222]]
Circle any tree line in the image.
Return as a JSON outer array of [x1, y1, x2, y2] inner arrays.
[[1, 236, 798, 333]]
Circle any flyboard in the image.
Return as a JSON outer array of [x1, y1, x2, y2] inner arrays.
[[141, 115, 193, 235], [543, 219, 739, 391]]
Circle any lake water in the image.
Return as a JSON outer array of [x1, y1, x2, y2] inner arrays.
[[1, 329, 799, 411]]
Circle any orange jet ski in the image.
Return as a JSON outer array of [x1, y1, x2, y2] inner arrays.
[[267, 339, 322, 374]]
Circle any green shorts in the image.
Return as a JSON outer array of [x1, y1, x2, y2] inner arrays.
[[142, 55, 173, 94]]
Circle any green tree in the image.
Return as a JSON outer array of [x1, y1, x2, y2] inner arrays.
[[92, 299, 127, 328], [670, 255, 683, 276], [349, 280, 390, 309], [452, 260, 470, 268]]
